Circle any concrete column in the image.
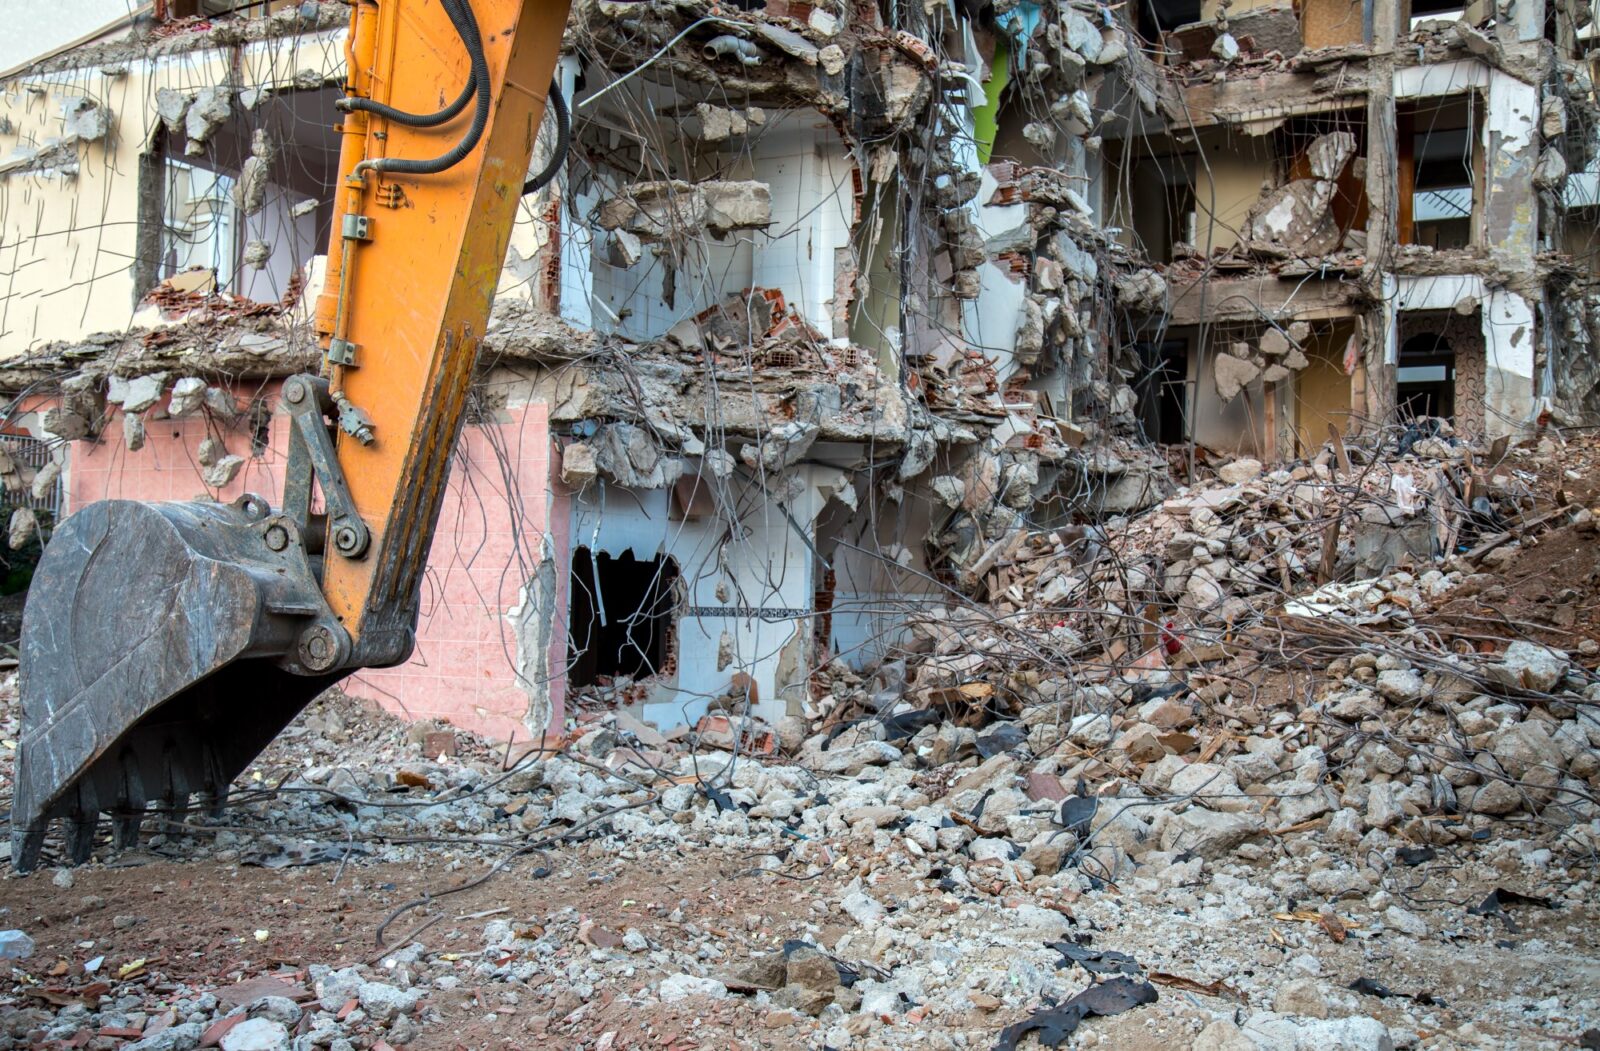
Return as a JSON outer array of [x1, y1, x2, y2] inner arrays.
[[1483, 288, 1538, 435], [1363, 0, 1399, 431]]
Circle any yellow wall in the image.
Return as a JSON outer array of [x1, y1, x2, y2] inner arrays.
[[1193, 131, 1274, 254], [1292, 322, 1357, 452], [1201, 0, 1286, 22]]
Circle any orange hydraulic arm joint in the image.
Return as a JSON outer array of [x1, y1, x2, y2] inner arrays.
[[302, 0, 568, 670]]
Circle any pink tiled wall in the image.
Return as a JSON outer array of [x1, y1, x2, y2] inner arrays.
[[60, 387, 566, 745]]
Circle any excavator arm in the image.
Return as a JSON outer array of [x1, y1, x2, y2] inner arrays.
[[9, 0, 570, 871]]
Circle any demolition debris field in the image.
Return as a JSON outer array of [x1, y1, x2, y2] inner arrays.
[[3, 428, 1600, 1050]]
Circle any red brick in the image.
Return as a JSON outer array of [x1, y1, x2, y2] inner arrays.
[[199, 1013, 244, 1048]]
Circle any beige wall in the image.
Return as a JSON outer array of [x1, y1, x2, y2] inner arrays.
[[0, 32, 345, 356]]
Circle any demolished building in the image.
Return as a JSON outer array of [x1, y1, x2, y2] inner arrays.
[[0, 0, 1595, 748]]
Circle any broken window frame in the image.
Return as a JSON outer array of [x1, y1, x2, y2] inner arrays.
[[1132, 338, 1192, 445], [1397, 93, 1482, 249], [158, 158, 241, 292], [1107, 142, 1198, 264], [137, 87, 341, 304]]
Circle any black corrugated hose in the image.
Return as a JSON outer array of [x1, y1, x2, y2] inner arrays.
[[354, 0, 490, 177], [522, 80, 570, 196]]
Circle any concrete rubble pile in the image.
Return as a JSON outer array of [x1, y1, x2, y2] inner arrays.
[[2, 431, 1599, 1051]]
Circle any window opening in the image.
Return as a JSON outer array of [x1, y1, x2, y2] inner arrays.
[[1399, 97, 1478, 248]]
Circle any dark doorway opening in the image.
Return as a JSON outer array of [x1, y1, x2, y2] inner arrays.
[[1137, 0, 1203, 42], [1135, 339, 1191, 443], [1397, 333, 1456, 421], [567, 548, 680, 688]]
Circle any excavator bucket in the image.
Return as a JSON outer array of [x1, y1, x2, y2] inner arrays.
[[9, 496, 345, 872]]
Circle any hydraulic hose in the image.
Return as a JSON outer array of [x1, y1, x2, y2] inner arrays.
[[353, 0, 490, 179], [522, 79, 570, 196], [337, 71, 476, 128]]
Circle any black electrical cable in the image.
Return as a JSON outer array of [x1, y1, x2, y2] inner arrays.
[[522, 79, 570, 196], [356, 0, 491, 179]]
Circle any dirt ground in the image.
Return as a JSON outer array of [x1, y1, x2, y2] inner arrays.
[[0, 847, 855, 1050]]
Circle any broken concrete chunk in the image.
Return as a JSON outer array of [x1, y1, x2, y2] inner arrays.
[[694, 103, 748, 142], [30, 461, 59, 501], [819, 44, 846, 75], [606, 229, 642, 269], [1535, 147, 1568, 190], [218, 1018, 289, 1051], [1015, 297, 1044, 363], [168, 377, 207, 417], [703, 448, 735, 480], [1113, 269, 1167, 311], [1262, 363, 1291, 384], [235, 155, 270, 217], [932, 475, 965, 508], [184, 86, 232, 154], [740, 421, 820, 473], [61, 97, 110, 141], [1023, 122, 1058, 151], [1211, 32, 1240, 62], [242, 239, 272, 269], [41, 407, 91, 440], [1217, 458, 1262, 484], [590, 422, 682, 489], [751, 22, 818, 64], [204, 387, 239, 419], [154, 87, 190, 134], [203, 454, 246, 488], [109, 372, 166, 413], [1284, 346, 1310, 370], [1542, 95, 1567, 141], [1485, 641, 1568, 693], [1159, 807, 1263, 859], [1064, 11, 1103, 61], [1260, 329, 1291, 356], [701, 181, 772, 235], [8, 508, 36, 550], [198, 436, 225, 468], [560, 441, 598, 487], [123, 412, 146, 452], [1306, 131, 1356, 181], [600, 181, 770, 242], [1213, 353, 1261, 401], [897, 428, 937, 481], [1096, 26, 1128, 64]]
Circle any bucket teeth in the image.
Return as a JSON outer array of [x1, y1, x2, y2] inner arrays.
[[113, 813, 143, 850], [11, 826, 46, 873], [63, 815, 97, 866]]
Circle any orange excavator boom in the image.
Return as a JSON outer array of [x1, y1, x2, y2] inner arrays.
[[10, 0, 570, 871]]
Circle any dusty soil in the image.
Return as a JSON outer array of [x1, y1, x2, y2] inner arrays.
[[0, 844, 852, 1050]]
